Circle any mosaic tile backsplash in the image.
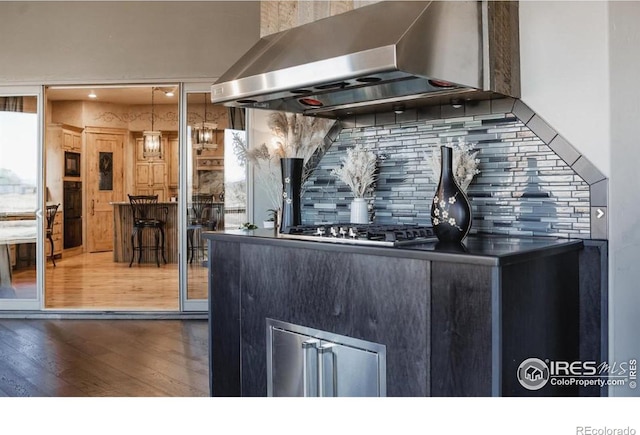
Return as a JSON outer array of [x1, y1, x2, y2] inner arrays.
[[301, 112, 591, 238]]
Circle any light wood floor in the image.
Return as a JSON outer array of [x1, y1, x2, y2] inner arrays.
[[0, 318, 209, 396], [9, 251, 208, 311]]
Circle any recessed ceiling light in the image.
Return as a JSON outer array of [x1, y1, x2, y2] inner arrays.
[[88, 91, 97, 98], [164, 90, 174, 97]]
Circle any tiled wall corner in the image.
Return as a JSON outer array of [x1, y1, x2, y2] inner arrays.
[[303, 99, 600, 239], [549, 135, 581, 167]]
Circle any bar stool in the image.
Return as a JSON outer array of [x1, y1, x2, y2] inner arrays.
[[187, 193, 217, 264], [128, 195, 167, 267], [45, 203, 60, 267]]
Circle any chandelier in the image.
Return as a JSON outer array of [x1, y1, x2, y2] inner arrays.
[[143, 87, 162, 158], [192, 92, 218, 155]]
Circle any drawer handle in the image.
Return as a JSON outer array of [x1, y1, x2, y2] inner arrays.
[[319, 343, 336, 397], [302, 339, 319, 397]]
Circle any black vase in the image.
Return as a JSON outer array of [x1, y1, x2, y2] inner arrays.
[[430, 146, 472, 243], [280, 157, 304, 233]]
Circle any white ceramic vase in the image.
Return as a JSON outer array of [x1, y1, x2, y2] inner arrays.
[[350, 197, 369, 224], [263, 221, 275, 229]]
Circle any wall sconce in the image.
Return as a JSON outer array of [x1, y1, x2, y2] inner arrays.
[[192, 92, 218, 155], [143, 87, 162, 158]]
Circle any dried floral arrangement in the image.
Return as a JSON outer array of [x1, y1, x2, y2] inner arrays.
[[331, 144, 378, 198], [267, 112, 332, 163], [428, 137, 480, 192], [232, 112, 334, 210]]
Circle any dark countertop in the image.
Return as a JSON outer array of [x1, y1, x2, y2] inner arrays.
[[203, 229, 584, 266]]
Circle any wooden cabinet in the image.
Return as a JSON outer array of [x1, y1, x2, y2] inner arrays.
[[46, 123, 84, 257], [207, 235, 588, 397], [135, 137, 168, 201], [136, 161, 166, 186], [47, 123, 83, 184], [46, 126, 65, 203], [51, 212, 63, 258], [63, 129, 82, 151], [168, 135, 179, 189]]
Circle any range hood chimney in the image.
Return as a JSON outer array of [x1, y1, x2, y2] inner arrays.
[[211, 1, 519, 118]]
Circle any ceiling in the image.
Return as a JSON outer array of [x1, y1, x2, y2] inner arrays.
[[46, 85, 210, 105]]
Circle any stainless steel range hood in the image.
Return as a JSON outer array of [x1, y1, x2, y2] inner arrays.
[[211, 1, 519, 118]]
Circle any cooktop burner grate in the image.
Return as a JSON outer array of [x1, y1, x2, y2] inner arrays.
[[280, 224, 436, 246]]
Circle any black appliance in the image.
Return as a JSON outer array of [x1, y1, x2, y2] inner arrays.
[[64, 151, 81, 177], [278, 224, 436, 247], [63, 181, 82, 249]]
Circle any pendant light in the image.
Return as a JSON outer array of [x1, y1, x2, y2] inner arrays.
[[143, 87, 162, 158], [192, 92, 218, 155]]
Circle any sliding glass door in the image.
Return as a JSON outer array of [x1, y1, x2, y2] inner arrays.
[[1, 83, 249, 313], [181, 83, 247, 311], [0, 86, 44, 310]]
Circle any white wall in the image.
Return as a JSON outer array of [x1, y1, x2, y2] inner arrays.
[[519, 1, 610, 176], [521, 1, 640, 396], [0, 1, 260, 84], [608, 1, 640, 397]]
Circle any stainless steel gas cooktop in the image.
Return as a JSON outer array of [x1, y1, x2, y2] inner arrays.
[[278, 224, 437, 247]]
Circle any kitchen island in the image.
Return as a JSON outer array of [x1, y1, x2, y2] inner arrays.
[[205, 230, 602, 397], [111, 202, 178, 264]]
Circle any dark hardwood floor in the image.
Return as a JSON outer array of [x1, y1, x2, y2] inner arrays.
[[0, 319, 209, 397]]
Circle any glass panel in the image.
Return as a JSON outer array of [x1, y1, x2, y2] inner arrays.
[[185, 92, 246, 302], [44, 84, 180, 311], [224, 129, 247, 229], [0, 96, 39, 302]]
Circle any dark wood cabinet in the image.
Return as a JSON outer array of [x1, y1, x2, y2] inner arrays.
[[205, 231, 600, 397]]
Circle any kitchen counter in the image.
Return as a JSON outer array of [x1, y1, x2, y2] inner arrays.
[[204, 230, 600, 397], [207, 229, 584, 266]]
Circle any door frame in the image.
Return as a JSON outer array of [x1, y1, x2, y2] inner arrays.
[[181, 83, 207, 312], [0, 85, 45, 311]]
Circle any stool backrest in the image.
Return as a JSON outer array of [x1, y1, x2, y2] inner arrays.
[[46, 204, 60, 231], [128, 194, 158, 221], [190, 194, 214, 223]]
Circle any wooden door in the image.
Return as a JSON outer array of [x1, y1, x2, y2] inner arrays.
[[86, 130, 124, 252]]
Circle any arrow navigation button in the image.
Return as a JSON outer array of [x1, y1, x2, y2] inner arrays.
[[596, 209, 604, 219]]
